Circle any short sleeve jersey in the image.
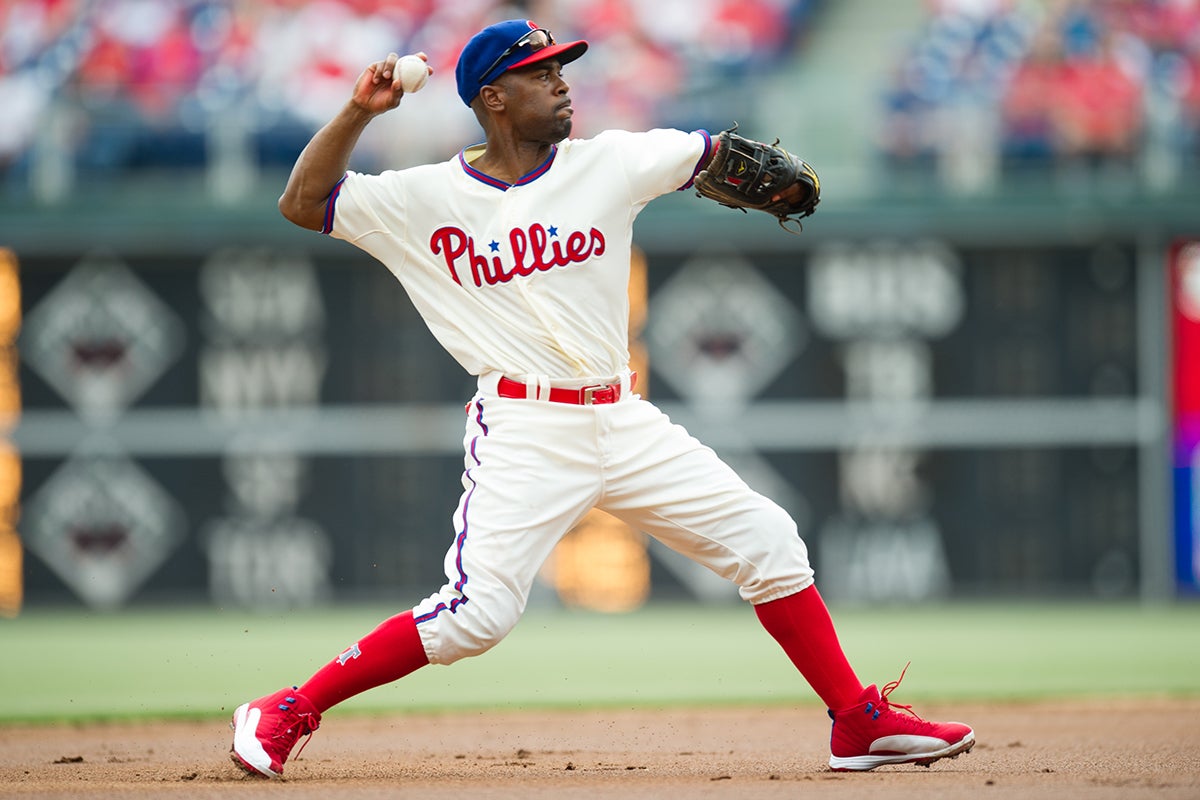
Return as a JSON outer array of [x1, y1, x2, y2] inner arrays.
[[326, 128, 713, 380]]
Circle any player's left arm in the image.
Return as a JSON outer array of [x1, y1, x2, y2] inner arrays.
[[694, 125, 821, 231]]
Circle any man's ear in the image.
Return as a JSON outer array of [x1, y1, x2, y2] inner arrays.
[[478, 83, 506, 113]]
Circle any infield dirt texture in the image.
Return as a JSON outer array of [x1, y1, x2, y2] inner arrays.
[[4, 603, 1197, 798], [2, 698, 1197, 799]]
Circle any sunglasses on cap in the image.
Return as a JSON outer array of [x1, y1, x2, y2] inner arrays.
[[477, 28, 555, 85]]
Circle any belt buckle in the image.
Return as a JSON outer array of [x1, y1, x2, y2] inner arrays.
[[580, 384, 613, 405]]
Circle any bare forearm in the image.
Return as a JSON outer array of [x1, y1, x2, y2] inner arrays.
[[277, 102, 377, 231], [278, 52, 426, 231]]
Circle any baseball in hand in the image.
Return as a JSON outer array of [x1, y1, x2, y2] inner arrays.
[[397, 55, 429, 94]]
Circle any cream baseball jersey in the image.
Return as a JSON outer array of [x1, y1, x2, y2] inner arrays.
[[325, 127, 714, 381]]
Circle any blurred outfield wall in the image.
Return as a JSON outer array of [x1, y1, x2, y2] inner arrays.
[[1, 182, 1195, 612], [3, 0, 1200, 613]]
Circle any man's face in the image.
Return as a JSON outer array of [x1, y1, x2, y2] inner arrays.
[[496, 60, 574, 143]]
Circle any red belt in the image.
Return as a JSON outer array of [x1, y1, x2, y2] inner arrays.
[[497, 373, 636, 405]]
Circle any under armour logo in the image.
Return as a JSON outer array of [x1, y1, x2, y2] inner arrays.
[[336, 643, 362, 665]]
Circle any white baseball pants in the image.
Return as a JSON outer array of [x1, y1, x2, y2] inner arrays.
[[411, 376, 815, 665]]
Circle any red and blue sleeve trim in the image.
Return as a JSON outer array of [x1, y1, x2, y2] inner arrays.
[[320, 173, 349, 235], [678, 129, 714, 191]]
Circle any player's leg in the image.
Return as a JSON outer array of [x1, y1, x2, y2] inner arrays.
[[407, 394, 604, 665], [268, 393, 599, 708], [229, 610, 427, 778], [599, 399, 974, 770], [597, 400, 861, 708], [231, 394, 601, 776]]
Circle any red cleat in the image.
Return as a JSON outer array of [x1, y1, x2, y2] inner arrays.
[[229, 686, 321, 778], [828, 666, 974, 771]]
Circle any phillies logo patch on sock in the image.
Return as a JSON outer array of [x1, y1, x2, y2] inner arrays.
[[336, 643, 362, 665]]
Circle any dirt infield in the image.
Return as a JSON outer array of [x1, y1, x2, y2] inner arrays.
[[1, 698, 1196, 799]]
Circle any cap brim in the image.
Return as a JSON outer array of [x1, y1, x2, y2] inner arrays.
[[507, 40, 588, 73]]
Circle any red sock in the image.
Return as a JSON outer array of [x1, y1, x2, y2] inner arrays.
[[754, 585, 864, 711], [298, 610, 429, 713]]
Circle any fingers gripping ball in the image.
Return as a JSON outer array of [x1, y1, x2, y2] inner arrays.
[[694, 124, 821, 234], [397, 54, 430, 94]]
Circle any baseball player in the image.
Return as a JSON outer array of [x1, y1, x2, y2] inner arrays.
[[228, 19, 974, 778]]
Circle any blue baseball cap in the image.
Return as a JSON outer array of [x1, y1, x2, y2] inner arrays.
[[455, 19, 588, 107]]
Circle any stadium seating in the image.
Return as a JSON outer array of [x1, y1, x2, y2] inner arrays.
[[0, 0, 820, 182], [880, 0, 1200, 184]]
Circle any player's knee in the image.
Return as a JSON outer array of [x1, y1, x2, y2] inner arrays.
[[748, 501, 806, 557], [421, 591, 524, 664], [462, 602, 522, 656], [760, 501, 798, 536], [734, 503, 814, 599]]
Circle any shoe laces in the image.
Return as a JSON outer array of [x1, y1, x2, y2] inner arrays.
[[267, 691, 320, 759], [867, 662, 929, 727], [291, 722, 317, 763]]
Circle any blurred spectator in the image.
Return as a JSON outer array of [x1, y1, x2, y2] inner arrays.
[[999, 26, 1062, 166], [1053, 30, 1143, 166], [0, 0, 82, 170]]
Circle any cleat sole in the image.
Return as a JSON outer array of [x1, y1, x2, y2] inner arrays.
[[229, 749, 272, 779], [830, 733, 975, 772]]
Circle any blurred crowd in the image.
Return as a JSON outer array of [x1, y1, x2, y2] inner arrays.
[[0, 0, 817, 187], [7, 0, 1198, 197], [881, 0, 1200, 186]]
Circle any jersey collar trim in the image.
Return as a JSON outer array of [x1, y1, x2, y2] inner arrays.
[[458, 145, 558, 190]]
